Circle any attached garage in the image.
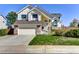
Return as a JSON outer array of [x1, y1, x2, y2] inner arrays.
[[18, 29, 36, 35], [14, 20, 43, 35]]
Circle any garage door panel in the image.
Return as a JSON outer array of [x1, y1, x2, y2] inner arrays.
[[18, 29, 35, 35]]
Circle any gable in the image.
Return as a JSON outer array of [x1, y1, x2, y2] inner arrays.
[[18, 8, 31, 14], [29, 9, 50, 21], [28, 7, 52, 20], [17, 5, 33, 14]]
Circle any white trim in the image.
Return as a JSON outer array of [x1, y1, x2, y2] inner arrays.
[[17, 5, 33, 14]]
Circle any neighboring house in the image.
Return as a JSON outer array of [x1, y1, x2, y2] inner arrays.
[[14, 5, 62, 35], [70, 18, 79, 27], [51, 13, 62, 29], [0, 14, 7, 29]]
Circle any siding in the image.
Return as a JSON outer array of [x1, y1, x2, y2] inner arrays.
[[17, 8, 30, 20], [0, 15, 7, 29]]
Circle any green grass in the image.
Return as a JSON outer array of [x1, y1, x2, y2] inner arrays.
[[29, 35, 79, 45]]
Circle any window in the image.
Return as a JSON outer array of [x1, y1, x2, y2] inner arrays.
[[58, 17, 60, 19], [21, 14, 27, 19], [32, 14, 38, 18], [44, 20, 48, 22], [37, 25, 40, 28], [53, 20, 58, 27], [14, 25, 18, 28]]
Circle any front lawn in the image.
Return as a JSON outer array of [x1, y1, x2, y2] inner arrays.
[[29, 35, 79, 45]]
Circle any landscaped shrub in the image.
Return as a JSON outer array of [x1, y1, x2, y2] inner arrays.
[[52, 29, 64, 36], [0, 29, 8, 36], [64, 29, 79, 38]]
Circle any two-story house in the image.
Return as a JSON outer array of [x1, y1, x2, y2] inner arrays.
[[14, 5, 62, 35]]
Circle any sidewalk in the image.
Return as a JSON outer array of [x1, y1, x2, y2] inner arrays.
[[25, 45, 79, 54], [1, 45, 79, 53]]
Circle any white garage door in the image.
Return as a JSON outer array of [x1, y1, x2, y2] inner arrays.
[[18, 29, 36, 35]]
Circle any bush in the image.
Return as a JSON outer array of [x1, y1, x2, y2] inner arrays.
[[0, 29, 8, 36], [53, 29, 64, 36], [64, 29, 79, 38]]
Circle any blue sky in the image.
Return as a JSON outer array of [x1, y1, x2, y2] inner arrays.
[[0, 4, 79, 26]]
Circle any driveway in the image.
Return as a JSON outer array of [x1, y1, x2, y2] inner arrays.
[[0, 35, 35, 53]]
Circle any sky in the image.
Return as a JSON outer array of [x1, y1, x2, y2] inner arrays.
[[0, 4, 79, 26]]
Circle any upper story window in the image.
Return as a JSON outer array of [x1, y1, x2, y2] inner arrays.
[[21, 14, 27, 19], [32, 14, 38, 18]]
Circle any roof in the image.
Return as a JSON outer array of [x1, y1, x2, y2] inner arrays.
[[51, 13, 62, 18], [35, 6, 52, 18], [14, 20, 44, 25], [17, 5, 33, 14], [17, 5, 53, 19], [17, 5, 62, 20], [27, 7, 52, 19]]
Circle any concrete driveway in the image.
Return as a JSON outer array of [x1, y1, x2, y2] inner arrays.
[[0, 35, 35, 53]]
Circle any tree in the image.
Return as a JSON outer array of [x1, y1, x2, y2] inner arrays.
[[70, 18, 78, 27], [6, 11, 17, 25]]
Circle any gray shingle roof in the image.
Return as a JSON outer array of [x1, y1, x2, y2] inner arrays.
[[35, 6, 52, 18], [51, 13, 62, 18], [14, 20, 47, 29], [14, 20, 44, 25]]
